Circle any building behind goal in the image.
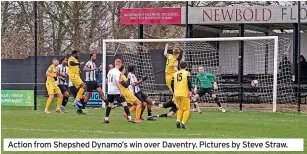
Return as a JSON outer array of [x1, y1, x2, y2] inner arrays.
[[110, 4, 307, 112]]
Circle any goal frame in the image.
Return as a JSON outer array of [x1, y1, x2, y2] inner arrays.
[[102, 36, 279, 112]]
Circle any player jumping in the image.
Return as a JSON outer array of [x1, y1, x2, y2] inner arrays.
[[119, 65, 143, 123], [56, 58, 70, 113], [83, 53, 106, 109], [194, 66, 225, 112], [159, 43, 181, 115], [127, 65, 156, 121], [68, 50, 86, 115], [44, 58, 63, 113], [164, 43, 180, 91], [172, 61, 192, 129], [104, 59, 134, 123]]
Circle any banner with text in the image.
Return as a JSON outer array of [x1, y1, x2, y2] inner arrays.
[[1, 90, 34, 106], [183, 6, 307, 24], [83, 91, 103, 107], [120, 8, 181, 24], [121, 6, 307, 25], [3, 138, 304, 151]]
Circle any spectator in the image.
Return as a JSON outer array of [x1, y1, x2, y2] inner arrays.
[[299, 55, 307, 83], [96, 63, 103, 87]]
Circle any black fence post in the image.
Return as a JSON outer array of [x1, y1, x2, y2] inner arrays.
[[34, 1, 38, 110], [297, 1, 301, 112], [239, 24, 244, 111], [185, 1, 189, 39]]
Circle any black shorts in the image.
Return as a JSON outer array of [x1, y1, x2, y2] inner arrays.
[[86, 81, 100, 92], [169, 106, 178, 113], [107, 94, 126, 104], [58, 85, 68, 93], [69, 86, 78, 98], [134, 91, 148, 102], [198, 88, 214, 97], [163, 100, 177, 113]]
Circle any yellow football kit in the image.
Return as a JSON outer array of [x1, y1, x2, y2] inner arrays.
[[119, 74, 142, 120], [165, 54, 178, 91], [68, 56, 83, 88], [173, 69, 191, 124], [119, 74, 137, 105], [46, 64, 61, 95], [45, 64, 63, 111]]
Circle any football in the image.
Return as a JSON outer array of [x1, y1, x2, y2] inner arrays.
[[251, 80, 259, 87]]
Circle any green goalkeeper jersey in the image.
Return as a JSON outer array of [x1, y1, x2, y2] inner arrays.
[[194, 72, 216, 88]]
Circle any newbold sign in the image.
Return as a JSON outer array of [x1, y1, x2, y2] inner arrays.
[[185, 6, 307, 24], [121, 6, 307, 25]]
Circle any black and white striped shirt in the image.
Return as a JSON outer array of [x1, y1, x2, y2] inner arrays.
[[128, 72, 140, 94], [84, 60, 97, 81], [56, 64, 68, 85]]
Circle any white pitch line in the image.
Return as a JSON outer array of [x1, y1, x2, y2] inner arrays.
[[276, 112, 307, 117], [2, 128, 263, 138], [2, 128, 206, 137]]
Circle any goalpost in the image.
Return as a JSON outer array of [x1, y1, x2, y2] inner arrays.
[[102, 36, 296, 112]]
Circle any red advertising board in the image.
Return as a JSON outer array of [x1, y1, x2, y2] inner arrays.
[[120, 8, 181, 25]]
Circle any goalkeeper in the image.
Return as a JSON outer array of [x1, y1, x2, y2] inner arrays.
[[194, 66, 225, 112]]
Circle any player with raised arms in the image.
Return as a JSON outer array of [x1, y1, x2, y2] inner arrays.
[[83, 53, 106, 109], [44, 58, 63, 113], [127, 65, 156, 121], [155, 43, 181, 115], [104, 59, 134, 123], [152, 44, 187, 118], [194, 66, 226, 112], [119, 65, 143, 123], [171, 61, 192, 129], [164, 43, 180, 91], [68, 50, 86, 115], [56, 58, 69, 113]]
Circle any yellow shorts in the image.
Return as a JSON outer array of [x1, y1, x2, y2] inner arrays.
[[123, 91, 137, 105], [174, 96, 190, 110], [70, 74, 83, 88], [46, 83, 61, 95], [165, 73, 174, 91]]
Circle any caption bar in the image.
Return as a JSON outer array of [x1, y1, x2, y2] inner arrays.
[[3, 138, 304, 151]]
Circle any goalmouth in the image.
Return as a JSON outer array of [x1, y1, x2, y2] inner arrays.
[[102, 36, 296, 112]]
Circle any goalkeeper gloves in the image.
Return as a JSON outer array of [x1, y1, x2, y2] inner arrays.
[[213, 82, 218, 90], [142, 76, 148, 81]]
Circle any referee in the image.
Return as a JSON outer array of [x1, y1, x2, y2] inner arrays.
[[56, 58, 70, 112]]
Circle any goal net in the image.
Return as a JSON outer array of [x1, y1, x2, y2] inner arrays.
[[102, 36, 296, 112]]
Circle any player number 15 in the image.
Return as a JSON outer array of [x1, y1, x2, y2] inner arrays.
[[177, 73, 182, 82]]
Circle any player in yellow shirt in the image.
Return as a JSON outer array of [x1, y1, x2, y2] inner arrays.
[[171, 61, 192, 129], [119, 65, 143, 123], [68, 50, 86, 115], [163, 44, 181, 115], [164, 43, 180, 91], [44, 58, 63, 113]]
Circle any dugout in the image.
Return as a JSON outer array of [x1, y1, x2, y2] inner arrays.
[[120, 4, 307, 112]]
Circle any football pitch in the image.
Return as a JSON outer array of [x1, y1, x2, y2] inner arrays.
[[2, 97, 307, 154]]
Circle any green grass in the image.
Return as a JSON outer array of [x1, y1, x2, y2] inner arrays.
[[2, 97, 307, 154]]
